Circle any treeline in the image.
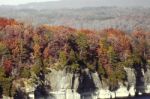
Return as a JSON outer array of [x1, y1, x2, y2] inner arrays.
[[0, 18, 149, 97]]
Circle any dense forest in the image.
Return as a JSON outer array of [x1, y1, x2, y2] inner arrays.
[[0, 17, 149, 98], [1, 6, 150, 32]]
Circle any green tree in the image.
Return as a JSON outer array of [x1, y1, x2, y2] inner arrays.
[[0, 42, 10, 65], [76, 33, 88, 61], [97, 61, 105, 77], [57, 51, 67, 70], [107, 46, 118, 67], [107, 46, 126, 86], [31, 64, 41, 76], [19, 41, 30, 64], [71, 63, 79, 72], [76, 33, 88, 50], [68, 50, 79, 72], [19, 67, 31, 78], [0, 77, 15, 97], [0, 67, 15, 97]]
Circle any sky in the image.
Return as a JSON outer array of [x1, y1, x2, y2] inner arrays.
[[0, 0, 60, 5]]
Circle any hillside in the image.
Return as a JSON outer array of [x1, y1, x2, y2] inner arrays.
[[0, 6, 150, 32], [0, 18, 149, 98], [15, 0, 150, 9]]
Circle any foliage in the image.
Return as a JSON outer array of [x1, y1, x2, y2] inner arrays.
[[58, 51, 67, 68], [31, 64, 41, 76], [19, 67, 31, 78], [0, 18, 149, 96], [0, 67, 15, 97], [0, 77, 15, 97]]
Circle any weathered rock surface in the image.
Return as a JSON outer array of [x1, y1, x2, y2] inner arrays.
[[115, 84, 129, 98], [22, 68, 150, 99], [124, 67, 136, 86], [45, 69, 73, 91], [129, 86, 136, 96]]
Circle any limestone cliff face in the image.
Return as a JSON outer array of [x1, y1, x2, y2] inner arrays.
[[45, 69, 73, 91], [42, 67, 150, 99], [144, 68, 150, 93], [19, 67, 150, 99]]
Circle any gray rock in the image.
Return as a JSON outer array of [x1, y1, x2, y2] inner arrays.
[[124, 67, 136, 86], [45, 69, 73, 91], [91, 72, 101, 89]]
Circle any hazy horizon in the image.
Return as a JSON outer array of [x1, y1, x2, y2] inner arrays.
[[0, 0, 60, 5], [0, 0, 150, 7]]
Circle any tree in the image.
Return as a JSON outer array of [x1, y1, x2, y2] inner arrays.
[[107, 46, 126, 88], [3, 59, 13, 76], [107, 46, 119, 68], [0, 77, 15, 97], [65, 49, 78, 72], [97, 60, 105, 78], [76, 32, 88, 61], [57, 50, 67, 70], [19, 67, 31, 78], [0, 42, 7, 56], [0, 42, 10, 66], [31, 64, 41, 76], [98, 38, 109, 67], [0, 67, 15, 97]]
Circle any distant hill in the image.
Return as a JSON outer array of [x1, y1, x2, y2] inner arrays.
[[1, 0, 150, 10], [0, 0, 150, 31], [17, 0, 102, 10], [17, 0, 150, 9]]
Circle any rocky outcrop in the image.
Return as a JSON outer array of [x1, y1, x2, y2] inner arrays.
[[23, 67, 150, 99], [91, 73, 101, 89], [124, 67, 136, 86], [66, 89, 80, 99], [144, 68, 150, 93], [98, 89, 111, 99], [45, 69, 74, 91], [115, 84, 129, 97], [129, 86, 136, 96]]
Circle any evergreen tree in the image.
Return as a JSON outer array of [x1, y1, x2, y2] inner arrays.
[[107, 46, 118, 67], [19, 67, 31, 78]]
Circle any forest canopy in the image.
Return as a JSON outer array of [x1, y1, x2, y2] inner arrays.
[[0, 17, 149, 97]]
